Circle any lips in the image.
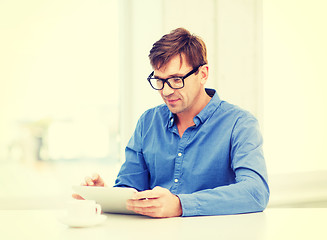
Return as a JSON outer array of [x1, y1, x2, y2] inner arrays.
[[167, 99, 180, 104]]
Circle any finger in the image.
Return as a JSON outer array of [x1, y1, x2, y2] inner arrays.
[[127, 205, 163, 218], [126, 198, 161, 208], [84, 176, 94, 186], [128, 205, 156, 214], [92, 173, 106, 186], [72, 193, 84, 200], [137, 211, 162, 218], [92, 173, 99, 181], [133, 189, 161, 200]]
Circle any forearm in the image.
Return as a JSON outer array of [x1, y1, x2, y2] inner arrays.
[[114, 169, 149, 191], [177, 174, 269, 217]]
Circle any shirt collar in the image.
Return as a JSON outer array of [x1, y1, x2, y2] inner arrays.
[[194, 88, 221, 125], [167, 88, 222, 128], [168, 112, 175, 128]]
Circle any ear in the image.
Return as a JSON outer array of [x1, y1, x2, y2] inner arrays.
[[199, 65, 209, 85]]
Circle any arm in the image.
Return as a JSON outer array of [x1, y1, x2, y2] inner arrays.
[[178, 170, 269, 216], [114, 116, 150, 191], [178, 116, 270, 216]]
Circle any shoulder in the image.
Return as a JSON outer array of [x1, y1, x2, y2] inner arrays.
[[219, 100, 257, 123], [214, 100, 260, 136], [220, 103, 262, 146], [208, 89, 257, 124], [138, 104, 171, 126]]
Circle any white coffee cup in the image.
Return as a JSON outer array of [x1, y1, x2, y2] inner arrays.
[[66, 200, 101, 219]]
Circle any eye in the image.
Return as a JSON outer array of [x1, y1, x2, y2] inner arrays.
[[171, 78, 183, 84], [154, 79, 164, 88]]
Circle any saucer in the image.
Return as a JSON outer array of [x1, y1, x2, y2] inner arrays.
[[58, 214, 107, 228]]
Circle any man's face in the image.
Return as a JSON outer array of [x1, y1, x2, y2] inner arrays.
[[154, 55, 203, 115]]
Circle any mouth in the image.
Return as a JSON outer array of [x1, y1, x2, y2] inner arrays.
[[166, 98, 180, 104]]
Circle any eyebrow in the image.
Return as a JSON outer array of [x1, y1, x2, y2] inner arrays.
[[153, 73, 184, 79]]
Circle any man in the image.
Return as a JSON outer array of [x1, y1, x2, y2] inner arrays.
[[75, 28, 269, 218]]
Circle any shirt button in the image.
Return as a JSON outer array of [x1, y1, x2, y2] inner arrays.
[[178, 153, 182, 157], [174, 179, 179, 183]]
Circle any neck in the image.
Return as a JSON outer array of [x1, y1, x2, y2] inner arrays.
[[176, 89, 211, 135]]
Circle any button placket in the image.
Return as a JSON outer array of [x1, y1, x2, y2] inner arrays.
[[173, 150, 183, 187], [172, 124, 197, 192], [172, 130, 191, 192]]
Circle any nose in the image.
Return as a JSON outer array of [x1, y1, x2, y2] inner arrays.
[[161, 82, 175, 96]]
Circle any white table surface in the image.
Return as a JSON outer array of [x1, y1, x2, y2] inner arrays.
[[0, 208, 326, 240]]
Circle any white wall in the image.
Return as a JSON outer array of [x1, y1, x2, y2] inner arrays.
[[215, 0, 263, 120], [263, 0, 327, 174]]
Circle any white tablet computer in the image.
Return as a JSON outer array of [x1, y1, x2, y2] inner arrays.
[[72, 186, 138, 214]]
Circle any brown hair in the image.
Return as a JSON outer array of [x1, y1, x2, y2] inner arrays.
[[149, 28, 207, 70]]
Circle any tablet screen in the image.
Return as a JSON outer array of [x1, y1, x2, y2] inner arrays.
[[72, 186, 138, 214]]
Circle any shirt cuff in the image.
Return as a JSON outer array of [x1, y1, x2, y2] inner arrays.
[[177, 193, 200, 217]]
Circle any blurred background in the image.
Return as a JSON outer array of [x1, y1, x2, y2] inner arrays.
[[0, 0, 326, 209]]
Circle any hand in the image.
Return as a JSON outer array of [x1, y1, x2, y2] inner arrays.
[[72, 173, 107, 200], [82, 173, 106, 187], [126, 186, 182, 218]]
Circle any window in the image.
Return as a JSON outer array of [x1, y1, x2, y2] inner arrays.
[[0, 0, 120, 163], [0, 0, 120, 208]]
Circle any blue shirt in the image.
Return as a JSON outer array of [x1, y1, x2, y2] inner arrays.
[[115, 89, 270, 216]]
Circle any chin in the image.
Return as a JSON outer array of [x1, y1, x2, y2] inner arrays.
[[165, 102, 185, 114], [168, 107, 183, 115], [167, 106, 178, 114]]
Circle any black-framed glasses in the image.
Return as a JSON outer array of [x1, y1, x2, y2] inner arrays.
[[147, 65, 203, 90]]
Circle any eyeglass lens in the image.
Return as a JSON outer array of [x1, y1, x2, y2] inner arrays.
[[151, 78, 183, 90]]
